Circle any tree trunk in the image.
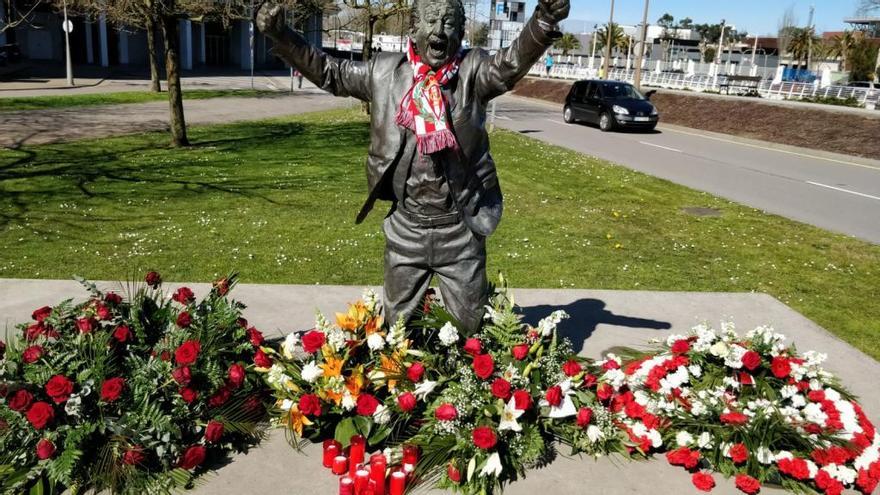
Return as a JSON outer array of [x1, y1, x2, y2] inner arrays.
[[361, 16, 376, 115], [146, 16, 161, 92], [160, 13, 189, 147]]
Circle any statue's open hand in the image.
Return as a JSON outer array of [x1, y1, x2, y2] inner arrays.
[[537, 0, 570, 25], [256, 2, 285, 40]]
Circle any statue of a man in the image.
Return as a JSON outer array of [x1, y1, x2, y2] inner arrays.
[[257, 0, 569, 331]]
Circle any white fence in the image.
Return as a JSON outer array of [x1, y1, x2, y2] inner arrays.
[[530, 64, 880, 110]]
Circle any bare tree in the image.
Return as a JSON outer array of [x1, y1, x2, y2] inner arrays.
[[341, 0, 410, 62], [777, 4, 799, 62], [1, 0, 45, 34]]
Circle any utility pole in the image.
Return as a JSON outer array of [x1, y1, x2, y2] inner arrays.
[[633, 0, 650, 91], [806, 5, 815, 71], [602, 0, 616, 79], [591, 24, 598, 68], [249, 0, 255, 89], [752, 35, 759, 65], [715, 20, 726, 65]]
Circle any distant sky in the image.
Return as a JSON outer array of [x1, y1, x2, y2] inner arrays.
[[512, 0, 869, 36]]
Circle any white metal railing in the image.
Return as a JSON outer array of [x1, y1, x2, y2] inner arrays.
[[530, 64, 879, 110]]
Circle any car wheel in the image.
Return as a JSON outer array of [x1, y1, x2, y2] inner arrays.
[[563, 105, 575, 123], [599, 112, 614, 132]]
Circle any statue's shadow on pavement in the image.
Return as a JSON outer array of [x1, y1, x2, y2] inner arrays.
[[520, 299, 671, 354]]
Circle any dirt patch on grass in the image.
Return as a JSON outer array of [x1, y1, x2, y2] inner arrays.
[[512, 77, 880, 161]]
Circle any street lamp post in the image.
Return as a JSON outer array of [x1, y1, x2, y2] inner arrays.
[[62, 0, 74, 87], [602, 0, 616, 79], [591, 24, 598, 69], [633, 0, 650, 91]]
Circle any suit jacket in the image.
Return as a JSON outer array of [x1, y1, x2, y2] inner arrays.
[[270, 14, 555, 237]]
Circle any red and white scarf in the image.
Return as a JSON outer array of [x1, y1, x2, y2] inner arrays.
[[395, 39, 463, 155]]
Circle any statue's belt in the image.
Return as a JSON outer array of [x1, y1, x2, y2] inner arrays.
[[394, 207, 462, 228]]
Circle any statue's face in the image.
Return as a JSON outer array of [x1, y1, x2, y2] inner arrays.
[[412, 0, 464, 70]]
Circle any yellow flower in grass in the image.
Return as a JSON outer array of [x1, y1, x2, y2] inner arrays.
[[283, 404, 313, 437]]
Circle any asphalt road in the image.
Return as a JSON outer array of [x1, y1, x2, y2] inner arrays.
[[493, 95, 880, 244]]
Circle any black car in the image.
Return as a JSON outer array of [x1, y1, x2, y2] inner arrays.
[[563, 80, 659, 132]]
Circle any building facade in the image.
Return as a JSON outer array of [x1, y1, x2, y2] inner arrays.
[[488, 0, 525, 51]]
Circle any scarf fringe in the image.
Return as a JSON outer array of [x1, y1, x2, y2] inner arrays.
[[417, 129, 458, 155], [395, 108, 415, 131]]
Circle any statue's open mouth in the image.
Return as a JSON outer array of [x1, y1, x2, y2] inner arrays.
[[428, 37, 448, 58]]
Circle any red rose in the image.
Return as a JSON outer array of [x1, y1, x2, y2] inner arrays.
[[734, 474, 761, 495], [9, 389, 33, 411], [356, 394, 380, 416], [491, 378, 512, 400], [301, 330, 326, 354], [122, 447, 145, 465], [178, 445, 206, 470], [160, 351, 171, 362], [742, 351, 761, 371], [176, 312, 192, 328], [45, 375, 74, 404], [472, 426, 497, 450], [76, 317, 96, 334], [512, 344, 529, 361], [512, 390, 532, 411], [208, 387, 231, 408], [463, 338, 482, 356], [576, 407, 593, 427], [145, 271, 162, 288], [447, 463, 461, 483], [472, 354, 494, 380], [739, 372, 754, 386], [398, 392, 417, 412], [25, 323, 45, 341], [172, 367, 192, 386], [32, 306, 52, 322], [104, 292, 122, 305], [597, 382, 613, 401], [771, 357, 791, 379], [101, 377, 125, 402], [545, 385, 563, 407], [227, 363, 246, 388], [720, 412, 749, 425], [113, 325, 132, 343], [583, 374, 598, 389], [175, 340, 201, 366], [172, 287, 195, 305], [26, 402, 55, 430], [730, 443, 748, 464], [435, 403, 458, 421], [95, 303, 112, 321], [36, 438, 56, 460], [205, 420, 224, 443], [671, 339, 691, 354], [299, 394, 322, 417], [692, 472, 716, 492], [180, 387, 198, 403], [254, 349, 273, 368], [562, 359, 583, 377], [246, 327, 264, 347], [406, 362, 426, 383]]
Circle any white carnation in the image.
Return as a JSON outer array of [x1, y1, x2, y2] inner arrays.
[[676, 431, 694, 447], [373, 404, 391, 424], [438, 322, 459, 346], [301, 361, 324, 383], [367, 332, 385, 351]]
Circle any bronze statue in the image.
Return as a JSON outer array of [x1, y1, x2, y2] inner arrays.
[[257, 0, 569, 332]]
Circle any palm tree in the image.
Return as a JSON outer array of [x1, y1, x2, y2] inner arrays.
[[595, 22, 627, 56], [787, 27, 815, 69], [553, 33, 581, 56], [829, 30, 859, 72]]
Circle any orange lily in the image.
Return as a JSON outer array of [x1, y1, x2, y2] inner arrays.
[[321, 355, 344, 378], [283, 404, 313, 437]]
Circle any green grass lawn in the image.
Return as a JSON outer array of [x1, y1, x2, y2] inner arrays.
[[0, 89, 279, 112], [1, 108, 878, 360]]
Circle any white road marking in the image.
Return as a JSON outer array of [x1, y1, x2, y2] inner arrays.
[[543, 118, 567, 125], [639, 141, 682, 153], [806, 181, 880, 201]]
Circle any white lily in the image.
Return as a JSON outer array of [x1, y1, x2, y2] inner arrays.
[[373, 405, 391, 424], [413, 380, 437, 400], [480, 452, 503, 478], [539, 379, 578, 418], [282, 332, 299, 359], [498, 397, 525, 432]]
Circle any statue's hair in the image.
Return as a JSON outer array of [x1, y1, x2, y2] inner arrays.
[[410, 0, 467, 34]]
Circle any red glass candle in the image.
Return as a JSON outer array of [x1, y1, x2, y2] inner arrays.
[[389, 471, 406, 495], [339, 476, 354, 495], [349, 435, 366, 476], [354, 469, 370, 493], [369, 454, 386, 495], [401, 444, 420, 465], [324, 443, 340, 468], [332, 455, 349, 476]]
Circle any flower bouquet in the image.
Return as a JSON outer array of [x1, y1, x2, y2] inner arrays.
[[0, 273, 271, 494]]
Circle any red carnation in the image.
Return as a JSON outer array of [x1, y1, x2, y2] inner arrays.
[[597, 382, 613, 401], [692, 472, 716, 492], [9, 389, 33, 412], [254, 349, 273, 368], [562, 359, 583, 377], [208, 387, 231, 408], [472, 353, 494, 380], [25, 323, 45, 341], [576, 407, 593, 427], [545, 385, 563, 407], [671, 339, 691, 355], [720, 412, 749, 425], [512, 390, 532, 411], [666, 447, 701, 469], [180, 387, 198, 404], [398, 392, 417, 412], [463, 338, 482, 356], [145, 271, 162, 288], [435, 403, 458, 421], [447, 463, 462, 483], [122, 447, 145, 466], [32, 306, 52, 322], [730, 443, 749, 464], [734, 474, 761, 494], [113, 325, 132, 343], [36, 439, 56, 460], [356, 394, 380, 416], [472, 426, 497, 450], [299, 394, 322, 417], [176, 311, 192, 328], [205, 420, 224, 443], [247, 327, 264, 347], [45, 375, 74, 404], [26, 402, 55, 430], [602, 360, 621, 371], [95, 303, 112, 321], [104, 292, 122, 305], [175, 340, 201, 366], [771, 356, 791, 379], [172, 287, 195, 305], [583, 374, 598, 389], [742, 350, 761, 371], [76, 317, 96, 334], [512, 344, 529, 361], [101, 377, 125, 402], [227, 363, 246, 389], [301, 330, 326, 354], [172, 367, 192, 386], [491, 378, 512, 400], [407, 362, 425, 383], [178, 445, 206, 470]]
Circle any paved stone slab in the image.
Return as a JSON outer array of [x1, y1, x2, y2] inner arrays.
[[2, 279, 877, 494]]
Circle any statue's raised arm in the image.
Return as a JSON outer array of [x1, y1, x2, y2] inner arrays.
[[256, 3, 372, 102]]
